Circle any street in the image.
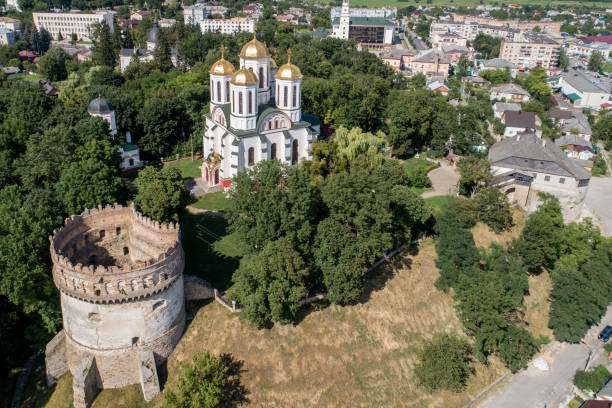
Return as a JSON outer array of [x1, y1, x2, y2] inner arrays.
[[584, 176, 612, 237], [478, 305, 612, 408]]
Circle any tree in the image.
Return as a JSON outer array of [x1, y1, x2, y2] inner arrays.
[[333, 126, 386, 164], [410, 73, 426, 88], [517, 194, 565, 272], [56, 158, 124, 215], [456, 54, 472, 77], [37, 47, 69, 82], [457, 156, 491, 196], [558, 47, 569, 70], [227, 160, 319, 260], [574, 365, 612, 393], [134, 166, 189, 223], [472, 33, 501, 58], [593, 114, 612, 150], [91, 22, 116, 67], [137, 98, 184, 158], [414, 334, 473, 392], [588, 51, 605, 73], [154, 28, 174, 72], [525, 66, 551, 100], [474, 187, 513, 233], [499, 325, 538, 373], [164, 351, 246, 408], [480, 69, 511, 85], [231, 238, 309, 326]]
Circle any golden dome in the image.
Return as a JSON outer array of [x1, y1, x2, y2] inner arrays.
[[240, 33, 269, 59], [275, 49, 302, 80], [209, 45, 235, 75], [231, 67, 258, 86]]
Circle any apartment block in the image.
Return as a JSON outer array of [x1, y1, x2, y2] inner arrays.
[[199, 17, 254, 35], [451, 14, 562, 35], [499, 35, 561, 69], [33, 10, 114, 41]]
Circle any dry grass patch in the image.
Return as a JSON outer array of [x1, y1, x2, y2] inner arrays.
[[523, 272, 553, 340], [471, 208, 527, 249]]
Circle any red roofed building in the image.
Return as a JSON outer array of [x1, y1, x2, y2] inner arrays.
[[18, 50, 39, 62], [582, 35, 612, 45]]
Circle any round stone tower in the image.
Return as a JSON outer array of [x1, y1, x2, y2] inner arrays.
[[47, 203, 185, 406]]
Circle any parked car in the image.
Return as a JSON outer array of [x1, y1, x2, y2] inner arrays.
[[598, 326, 612, 342]]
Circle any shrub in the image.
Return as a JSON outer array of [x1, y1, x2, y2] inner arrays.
[[415, 334, 473, 392], [473, 187, 513, 233], [445, 196, 478, 229]]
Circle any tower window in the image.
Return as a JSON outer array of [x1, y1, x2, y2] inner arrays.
[[226, 82, 230, 102], [248, 147, 254, 166], [248, 91, 253, 114], [271, 143, 277, 159], [216, 81, 221, 103], [293, 85, 297, 108], [284, 86, 288, 107], [239, 92, 243, 114], [232, 91, 235, 112], [259, 67, 264, 88]]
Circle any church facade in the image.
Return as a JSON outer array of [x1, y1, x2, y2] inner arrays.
[[202, 37, 320, 188]]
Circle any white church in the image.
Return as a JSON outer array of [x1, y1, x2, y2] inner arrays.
[[202, 36, 320, 189]]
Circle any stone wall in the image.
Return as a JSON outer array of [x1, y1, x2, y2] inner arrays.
[[45, 330, 69, 387], [72, 355, 99, 408]]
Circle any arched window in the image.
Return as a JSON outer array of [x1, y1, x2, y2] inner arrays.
[[275, 119, 279, 128], [239, 92, 243, 114], [226, 81, 229, 102], [292, 140, 298, 164], [284, 86, 288, 107], [292, 85, 297, 108], [217, 81, 221, 102], [281, 120, 286, 128], [259, 67, 264, 88], [232, 91, 235, 112], [271, 143, 277, 159], [248, 147, 254, 166], [129, 158, 134, 166], [214, 169, 219, 184], [248, 91, 253, 114]]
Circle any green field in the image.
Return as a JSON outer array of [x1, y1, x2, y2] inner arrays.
[[310, 0, 610, 8], [163, 158, 203, 180], [9, 72, 45, 82]]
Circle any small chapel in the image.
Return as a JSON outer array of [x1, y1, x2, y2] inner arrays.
[[202, 35, 321, 188]]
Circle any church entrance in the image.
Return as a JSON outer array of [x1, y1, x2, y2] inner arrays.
[[214, 169, 219, 185]]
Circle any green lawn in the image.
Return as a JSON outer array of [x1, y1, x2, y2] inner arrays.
[[181, 212, 242, 291], [192, 191, 229, 212], [402, 157, 437, 174], [603, 62, 612, 73], [424, 195, 452, 210], [568, 396, 584, 408], [9, 72, 45, 82], [164, 158, 203, 180]]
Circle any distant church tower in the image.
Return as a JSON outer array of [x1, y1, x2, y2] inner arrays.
[[339, 0, 350, 40], [87, 93, 117, 136]]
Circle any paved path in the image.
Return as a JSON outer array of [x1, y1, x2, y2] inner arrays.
[[584, 176, 612, 237], [478, 305, 612, 408], [421, 163, 459, 198]]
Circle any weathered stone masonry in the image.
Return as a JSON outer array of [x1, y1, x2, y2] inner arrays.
[[45, 203, 186, 408]]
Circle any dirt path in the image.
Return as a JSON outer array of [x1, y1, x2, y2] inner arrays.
[[421, 162, 460, 199]]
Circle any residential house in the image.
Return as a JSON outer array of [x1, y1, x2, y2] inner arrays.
[[493, 102, 521, 119], [441, 44, 471, 64], [499, 34, 561, 69], [0, 28, 15, 45], [489, 132, 591, 213], [118, 48, 153, 72], [490, 83, 531, 102], [597, 379, 612, 401], [548, 110, 593, 141], [130, 10, 150, 21], [481, 58, 518, 77], [427, 81, 449, 95], [462, 75, 490, 88], [579, 401, 612, 408], [380, 48, 414, 70], [554, 134, 595, 160], [502, 110, 538, 137], [408, 49, 451, 78], [431, 30, 467, 49]]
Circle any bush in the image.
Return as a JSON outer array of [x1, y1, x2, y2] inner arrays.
[[573, 365, 611, 393], [445, 197, 478, 229], [164, 351, 247, 408], [415, 334, 473, 392], [591, 153, 608, 177], [474, 187, 513, 233]]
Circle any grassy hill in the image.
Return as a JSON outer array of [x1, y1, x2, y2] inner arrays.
[[27, 208, 551, 408]]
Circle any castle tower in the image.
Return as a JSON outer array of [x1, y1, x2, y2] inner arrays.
[[209, 45, 235, 116], [45, 204, 185, 407], [339, 0, 350, 40], [239, 30, 271, 105], [88, 94, 117, 136], [274, 49, 303, 123], [230, 66, 259, 131]]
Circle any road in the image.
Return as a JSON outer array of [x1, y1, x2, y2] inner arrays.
[[404, 28, 428, 51], [478, 305, 612, 408], [584, 176, 612, 237]]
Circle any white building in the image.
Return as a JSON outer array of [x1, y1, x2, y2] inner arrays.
[[330, 5, 396, 19], [0, 28, 15, 45], [0, 17, 21, 31], [430, 22, 522, 42], [567, 42, 612, 60], [489, 132, 591, 216], [5, 0, 21, 12], [202, 40, 320, 189], [33, 10, 114, 41], [118, 48, 153, 72], [490, 83, 531, 103], [183, 4, 208, 25], [199, 17, 254, 35], [87, 95, 143, 173], [331, 0, 394, 45], [558, 69, 612, 110]]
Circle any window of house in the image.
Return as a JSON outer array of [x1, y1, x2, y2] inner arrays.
[[544, 175, 551, 181], [248, 147, 254, 166], [271, 143, 277, 159], [559, 178, 565, 184]]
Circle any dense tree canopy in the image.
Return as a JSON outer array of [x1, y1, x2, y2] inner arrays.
[[415, 334, 473, 392], [134, 166, 189, 223]]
